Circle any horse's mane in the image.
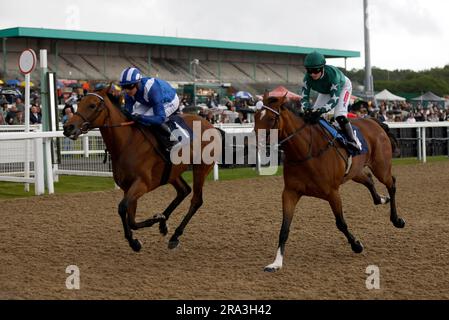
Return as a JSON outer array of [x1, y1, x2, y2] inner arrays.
[[106, 92, 123, 109], [266, 96, 303, 118], [92, 89, 131, 121]]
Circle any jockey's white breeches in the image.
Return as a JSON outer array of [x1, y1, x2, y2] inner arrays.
[[132, 94, 180, 121], [313, 76, 352, 118]]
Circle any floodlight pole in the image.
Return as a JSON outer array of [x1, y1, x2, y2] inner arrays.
[[190, 59, 199, 106], [363, 0, 375, 102]]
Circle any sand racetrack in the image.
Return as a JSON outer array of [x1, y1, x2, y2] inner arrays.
[[1, 162, 449, 300]]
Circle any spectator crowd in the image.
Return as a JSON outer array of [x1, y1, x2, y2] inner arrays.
[[0, 95, 43, 125], [1, 85, 448, 127], [347, 100, 449, 123]]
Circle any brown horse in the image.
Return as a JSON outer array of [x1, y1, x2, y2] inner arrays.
[[255, 95, 405, 272], [63, 87, 219, 252]]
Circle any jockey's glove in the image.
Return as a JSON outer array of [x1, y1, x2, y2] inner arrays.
[[131, 113, 141, 122], [303, 105, 312, 111], [317, 107, 329, 114], [121, 108, 134, 121], [303, 109, 322, 124]]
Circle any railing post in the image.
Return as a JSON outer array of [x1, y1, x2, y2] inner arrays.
[[53, 163, 59, 183], [34, 138, 45, 195], [83, 135, 89, 158], [422, 127, 427, 163], [447, 128, 449, 158], [24, 139, 30, 192], [213, 162, 219, 181], [45, 138, 54, 194], [417, 127, 421, 161]]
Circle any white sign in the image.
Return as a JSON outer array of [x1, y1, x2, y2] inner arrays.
[[19, 49, 37, 74]]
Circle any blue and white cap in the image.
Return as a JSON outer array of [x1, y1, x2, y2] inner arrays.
[[119, 67, 142, 86]]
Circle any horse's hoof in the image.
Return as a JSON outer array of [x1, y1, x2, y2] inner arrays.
[[351, 240, 364, 253], [393, 217, 405, 228], [263, 263, 281, 272], [263, 265, 280, 273], [130, 239, 142, 252], [168, 239, 179, 250], [159, 222, 168, 236]]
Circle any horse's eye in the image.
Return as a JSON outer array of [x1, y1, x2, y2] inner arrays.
[[89, 104, 96, 109]]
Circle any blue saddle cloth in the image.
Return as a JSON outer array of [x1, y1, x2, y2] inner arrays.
[[318, 119, 368, 156]]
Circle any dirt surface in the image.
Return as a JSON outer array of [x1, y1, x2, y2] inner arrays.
[[1, 162, 449, 300]]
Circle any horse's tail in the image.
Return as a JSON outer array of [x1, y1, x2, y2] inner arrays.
[[371, 118, 401, 157]]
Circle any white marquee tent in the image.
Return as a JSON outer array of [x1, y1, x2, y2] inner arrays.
[[375, 89, 406, 102]]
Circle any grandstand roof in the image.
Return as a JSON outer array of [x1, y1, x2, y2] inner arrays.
[[0, 27, 360, 58]]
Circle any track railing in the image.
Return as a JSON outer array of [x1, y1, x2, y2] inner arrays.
[[1, 122, 448, 195]]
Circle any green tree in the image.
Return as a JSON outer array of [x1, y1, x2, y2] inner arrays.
[[343, 65, 449, 97]]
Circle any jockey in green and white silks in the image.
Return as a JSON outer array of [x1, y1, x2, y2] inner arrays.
[[301, 51, 361, 151]]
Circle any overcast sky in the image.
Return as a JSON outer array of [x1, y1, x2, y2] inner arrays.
[[1, 0, 448, 71]]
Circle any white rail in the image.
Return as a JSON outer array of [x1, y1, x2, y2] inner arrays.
[[387, 122, 449, 163], [1, 122, 448, 195]]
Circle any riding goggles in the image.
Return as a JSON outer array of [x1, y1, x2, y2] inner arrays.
[[306, 67, 323, 75], [122, 83, 136, 90]]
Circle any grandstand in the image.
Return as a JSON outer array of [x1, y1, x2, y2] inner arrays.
[[0, 27, 359, 94]]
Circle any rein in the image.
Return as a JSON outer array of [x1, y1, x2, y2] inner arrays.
[[261, 105, 307, 146], [261, 105, 346, 164], [75, 92, 134, 133], [261, 105, 308, 147]]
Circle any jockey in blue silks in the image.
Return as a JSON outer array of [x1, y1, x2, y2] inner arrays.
[[119, 67, 180, 151]]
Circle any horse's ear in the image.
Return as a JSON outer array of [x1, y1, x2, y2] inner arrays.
[[263, 90, 269, 104], [99, 83, 113, 96], [279, 92, 290, 111]]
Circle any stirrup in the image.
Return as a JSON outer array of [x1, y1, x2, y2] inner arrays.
[[165, 140, 182, 152], [347, 140, 361, 151]]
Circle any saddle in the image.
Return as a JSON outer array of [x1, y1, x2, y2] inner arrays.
[[318, 119, 367, 157], [140, 115, 193, 162]]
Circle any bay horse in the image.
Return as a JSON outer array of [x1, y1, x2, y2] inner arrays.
[[255, 94, 405, 272], [63, 86, 219, 252]]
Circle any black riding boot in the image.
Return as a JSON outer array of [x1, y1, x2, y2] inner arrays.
[[158, 123, 180, 152], [336, 116, 361, 151]]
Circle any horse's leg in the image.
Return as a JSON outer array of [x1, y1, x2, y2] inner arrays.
[[386, 176, 405, 228], [168, 165, 212, 249], [328, 190, 364, 253], [264, 188, 301, 272], [371, 168, 405, 228], [123, 177, 190, 235], [118, 179, 161, 252], [352, 172, 390, 205], [118, 181, 146, 252], [118, 197, 140, 251], [158, 176, 192, 236]]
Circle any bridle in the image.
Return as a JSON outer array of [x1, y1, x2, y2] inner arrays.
[[261, 105, 308, 146], [260, 103, 343, 164], [74, 92, 134, 134]]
